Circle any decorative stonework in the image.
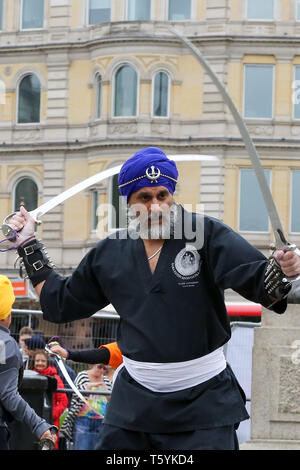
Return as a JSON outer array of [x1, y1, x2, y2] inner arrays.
[[7, 164, 43, 181], [108, 123, 138, 135], [95, 56, 114, 70], [13, 129, 43, 142], [151, 123, 170, 135], [247, 126, 274, 136], [278, 356, 300, 415]]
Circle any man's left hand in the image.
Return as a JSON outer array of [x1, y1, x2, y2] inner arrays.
[[274, 249, 300, 278]]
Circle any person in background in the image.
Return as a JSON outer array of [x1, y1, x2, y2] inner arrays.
[[18, 326, 33, 353], [33, 349, 68, 450], [0, 275, 56, 450], [59, 363, 112, 450], [18, 326, 33, 369]]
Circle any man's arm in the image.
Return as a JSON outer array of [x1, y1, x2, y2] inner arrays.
[[7, 206, 110, 324], [204, 217, 300, 311], [35, 281, 45, 298]]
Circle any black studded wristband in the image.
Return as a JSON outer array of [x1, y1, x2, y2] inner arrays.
[[264, 257, 292, 300], [17, 238, 54, 287]]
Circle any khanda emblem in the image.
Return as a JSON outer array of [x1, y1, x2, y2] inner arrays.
[[146, 166, 161, 183]]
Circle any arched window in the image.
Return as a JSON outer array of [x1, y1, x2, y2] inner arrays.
[[95, 73, 102, 119], [153, 71, 170, 117], [114, 65, 138, 117], [14, 178, 38, 212], [18, 74, 41, 123], [128, 0, 151, 21]]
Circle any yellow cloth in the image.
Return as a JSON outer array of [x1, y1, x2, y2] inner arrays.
[[0, 275, 15, 320]]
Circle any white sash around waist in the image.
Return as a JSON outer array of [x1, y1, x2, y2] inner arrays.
[[121, 347, 226, 393]]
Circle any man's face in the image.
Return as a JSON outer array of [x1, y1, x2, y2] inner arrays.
[[0, 314, 11, 329], [127, 186, 176, 239], [19, 334, 32, 351]]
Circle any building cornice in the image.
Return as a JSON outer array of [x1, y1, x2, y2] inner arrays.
[[1, 137, 300, 153], [2, 31, 300, 56]]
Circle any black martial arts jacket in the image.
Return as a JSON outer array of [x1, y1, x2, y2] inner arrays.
[[40, 209, 287, 432]]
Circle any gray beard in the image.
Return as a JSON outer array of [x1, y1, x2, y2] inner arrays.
[[127, 202, 179, 240]]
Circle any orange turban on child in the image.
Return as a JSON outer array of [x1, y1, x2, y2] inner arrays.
[[0, 275, 15, 320]]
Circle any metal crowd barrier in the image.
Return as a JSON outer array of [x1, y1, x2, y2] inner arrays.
[[224, 321, 261, 445], [11, 308, 120, 375]]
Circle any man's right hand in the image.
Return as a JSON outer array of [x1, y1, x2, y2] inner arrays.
[[40, 429, 57, 448], [7, 206, 36, 244], [49, 344, 68, 359]]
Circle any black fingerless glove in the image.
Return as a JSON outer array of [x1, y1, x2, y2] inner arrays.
[[17, 238, 54, 287], [264, 257, 292, 300]]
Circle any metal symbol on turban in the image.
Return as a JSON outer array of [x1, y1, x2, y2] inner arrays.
[[145, 166, 161, 183]]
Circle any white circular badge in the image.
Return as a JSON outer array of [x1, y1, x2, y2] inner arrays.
[[173, 245, 201, 278]]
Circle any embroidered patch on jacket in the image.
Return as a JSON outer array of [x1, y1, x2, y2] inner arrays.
[[172, 245, 201, 280]]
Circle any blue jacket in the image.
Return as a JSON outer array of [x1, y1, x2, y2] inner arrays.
[[0, 324, 51, 439]]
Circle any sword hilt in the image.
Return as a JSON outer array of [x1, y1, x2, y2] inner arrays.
[[45, 345, 66, 362], [40, 426, 58, 451], [1, 211, 41, 241]]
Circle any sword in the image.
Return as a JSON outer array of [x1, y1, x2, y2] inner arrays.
[[45, 345, 107, 417], [45, 346, 88, 404], [168, 26, 300, 263], [1, 154, 218, 239]]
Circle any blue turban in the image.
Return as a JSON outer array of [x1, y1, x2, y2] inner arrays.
[[118, 147, 178, 201]]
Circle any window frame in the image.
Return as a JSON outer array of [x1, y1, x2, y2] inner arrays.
[[151, 70, 171, 119], [87, 0, 111, 26], [20, 0, 45, 31], [108, 174, 127, 232], [243, 64, 275, 120], [290, 169, 300, 234], [167, 0, 192, 21], [0, 0, 3, 31], [112, 63, 139, 118], [126, 0, 152, 21], [293, 65, 300, 120], [296, 0, 300, 21], [16, 73, 42, 125], [94, 72, 102, 120], [246, 0, 275, 21], [238, 167, 272, 234], [91, 189, 99, 233]]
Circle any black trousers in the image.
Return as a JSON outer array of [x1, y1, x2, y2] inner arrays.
[[0, 427, 10, 451], [96, 424, 239, 451]]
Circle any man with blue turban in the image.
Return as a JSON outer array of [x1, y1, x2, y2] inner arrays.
[[7, 146, 300, 450]]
